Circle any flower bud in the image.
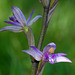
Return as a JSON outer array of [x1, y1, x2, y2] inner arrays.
[[42, 0, 50, 7]]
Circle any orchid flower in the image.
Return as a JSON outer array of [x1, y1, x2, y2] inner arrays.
[[23, 42, 72, 74], [0, 6, 42, 33], [23, 43, 72, 64]]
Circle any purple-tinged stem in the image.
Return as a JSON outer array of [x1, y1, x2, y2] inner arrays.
[[37, 62, 46, 75]]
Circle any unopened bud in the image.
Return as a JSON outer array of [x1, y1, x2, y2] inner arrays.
[[42, 0, 50, 7]]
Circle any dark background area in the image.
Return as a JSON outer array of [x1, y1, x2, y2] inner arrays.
[[0, 0, 75, 75]]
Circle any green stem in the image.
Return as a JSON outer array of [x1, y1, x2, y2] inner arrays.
[[37, 62, 46, 75], [36, 6, 50, 75], [37, 7, 49, 50], [24, 27, 38, 75]]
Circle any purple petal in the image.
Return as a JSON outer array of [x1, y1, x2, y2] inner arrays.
[[27, 9, 34, 24], [43, 52, 49, 62], [30, 46, 43, 57], [49, 56, 55, 64], [55, 56, 72, 63], [48, 53, 56, 64], [11, 6, 27, 26], [0, 26, 23, 32], [9, 16, 16, 22], [43, 43, 56, 53], [57, 53, 67, 56], [23, 49, 41, 61], [28, 15, 42, 26], [4, 21, 21, 26]]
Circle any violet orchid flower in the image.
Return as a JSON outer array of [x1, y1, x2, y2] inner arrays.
[[23, 43, 72, 64], [0, 6, 42, 33]]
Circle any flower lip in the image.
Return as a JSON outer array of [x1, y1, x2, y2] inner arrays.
[[49, 53, 72, 64], [49, 57, 55, 64]]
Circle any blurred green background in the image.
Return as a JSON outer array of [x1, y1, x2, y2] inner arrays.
[[0, 0, 75, 75]]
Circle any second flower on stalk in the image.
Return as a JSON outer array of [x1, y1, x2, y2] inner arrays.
[[23, 42, 72, 74], [23, 43, 72, 64], [0, 6, 42, 33]]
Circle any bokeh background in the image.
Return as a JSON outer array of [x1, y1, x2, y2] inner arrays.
[[0, 0, 75, 75]]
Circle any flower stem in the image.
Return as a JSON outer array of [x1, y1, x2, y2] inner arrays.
[[37, 62, 46, 75], [36, 6, 50, 75], [37, 6, 49, 50], [24, 27, 38, 75]]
